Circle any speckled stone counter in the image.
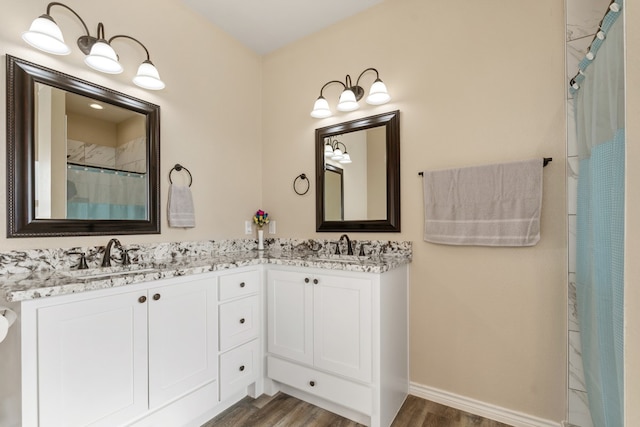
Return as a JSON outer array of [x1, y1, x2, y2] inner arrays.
[[0, 238, 411, 302]]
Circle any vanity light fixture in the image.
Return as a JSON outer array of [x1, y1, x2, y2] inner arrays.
[[310, 67, 390, 119], [22, 2, 165, 90], [324, 137, 352, 164]]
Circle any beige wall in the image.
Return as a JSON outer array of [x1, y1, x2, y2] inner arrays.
[[366, 126, 386, 219], [117, 114, 145, 146], [262, 0, 567, 422], [67, 113, 118, 147], [624, 4, 640, 426], [0, 0, 262, 250]]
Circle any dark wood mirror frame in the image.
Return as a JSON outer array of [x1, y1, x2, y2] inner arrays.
[[6, 55, 161, 237], [315, 110, 400, 232]]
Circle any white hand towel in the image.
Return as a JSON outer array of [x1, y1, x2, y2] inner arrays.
[[422, 159, 543, 246], [168, 184, 195, 228]]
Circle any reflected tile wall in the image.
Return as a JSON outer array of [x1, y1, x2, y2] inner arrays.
[[116, 137, 146, 173], [83, 144, 116, 168], [566, 0, 609, 425]]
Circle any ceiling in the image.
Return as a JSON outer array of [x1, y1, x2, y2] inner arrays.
[[181, 0, 384, 55]]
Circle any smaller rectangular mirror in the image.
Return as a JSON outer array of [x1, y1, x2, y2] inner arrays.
[[316, 110, 400, 232]]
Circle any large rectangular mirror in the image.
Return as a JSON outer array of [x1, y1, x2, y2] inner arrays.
[[315, 110, 400, 232], [6, 55, 160, 237]]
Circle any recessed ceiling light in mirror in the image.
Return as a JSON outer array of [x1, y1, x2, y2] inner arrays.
[[89, 103, 103, 110]]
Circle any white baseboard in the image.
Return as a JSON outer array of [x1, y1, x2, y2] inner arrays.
[[409, 382, 562, 427]]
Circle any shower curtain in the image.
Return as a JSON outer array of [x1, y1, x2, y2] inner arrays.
[[573, 5, 624, 427]]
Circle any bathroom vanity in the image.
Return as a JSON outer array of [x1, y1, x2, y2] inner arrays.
[[266, 265, 408, 427], [0, 240, 410, 427]]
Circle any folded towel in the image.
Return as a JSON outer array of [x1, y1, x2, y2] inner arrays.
[[422, 159, 543, 246], [168, 184, 195, 228]]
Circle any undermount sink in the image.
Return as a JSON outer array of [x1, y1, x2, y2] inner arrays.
[[61, 266, 158, 280], [313, 255, 365, 263]]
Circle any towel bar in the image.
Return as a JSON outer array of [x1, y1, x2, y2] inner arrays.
[[418, 157, 552, 176]]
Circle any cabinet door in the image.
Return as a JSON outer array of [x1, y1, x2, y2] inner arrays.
[[267, 270, 313, 365], [38, 290, 148, 427], [313, 275, 372, 382], [148, 278, 217, 409]]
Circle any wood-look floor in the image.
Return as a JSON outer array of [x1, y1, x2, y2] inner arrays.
[[202, 393, 514, 427]]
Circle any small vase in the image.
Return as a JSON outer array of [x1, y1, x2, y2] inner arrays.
[[257, 229, 264, 250]]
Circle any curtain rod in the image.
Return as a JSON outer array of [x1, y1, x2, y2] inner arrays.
[[417, 157, 552, 176]]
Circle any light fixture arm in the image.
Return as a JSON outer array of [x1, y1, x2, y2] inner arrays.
[[318, 79, 346, 98], [44, 2, 99, 54], [354, 67, 380, 89], [109, 34, 152, 61], [332, 140, 347, 153], [46, 2, 91, 37]]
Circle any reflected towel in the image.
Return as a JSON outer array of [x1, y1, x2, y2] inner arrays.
[[168, 184, 195, 228], [422, 159, 543, 246]]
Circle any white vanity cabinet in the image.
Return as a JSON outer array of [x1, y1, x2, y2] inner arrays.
[[217, 268, 261, 401], [265, 265, 409, 427], [22, 274, 218, 427]]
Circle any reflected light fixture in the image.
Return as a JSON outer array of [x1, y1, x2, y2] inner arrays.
[[311, 67, 390, 118], [22, 2, 165, 90], [324, 137, 352, 164]]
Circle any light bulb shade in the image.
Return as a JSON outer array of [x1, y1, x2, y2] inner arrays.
[[366, 79, 391, 105], [339, 153, 352, 164], [85, 40, 123, 74], [22, 15, 70, 55], [310, 96, 331, 118], [324, 144, 334, 157], [133, 61, 165, 90], [331, 148, 343, 160], [337, 89, 359, 112]]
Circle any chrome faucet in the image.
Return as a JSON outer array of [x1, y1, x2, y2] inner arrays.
[[335, 234, 354, 256], [101, 238, 130, 267]]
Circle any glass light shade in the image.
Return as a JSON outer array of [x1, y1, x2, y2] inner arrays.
[[324, 144, 334, 157], [133, 61, 165, 90], [85, 40, 123, 74], [339, 153, 352, 164], [22, 15, 70, 55], [366, 79, 391, 105], [337, 89, 359, 112], [310, 96, 331, 118], [331, 148, 343, 160]]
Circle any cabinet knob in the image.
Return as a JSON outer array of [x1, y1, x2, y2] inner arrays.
[[239, 365, 245, 372], [138, 296, 147, 303], [240, 282, 246, 288], [240, 318, 246, 324], [304, 277, 310, 283], [309, 381, 315, 387], [313, 279, 318, 284], [153, 293, 161, 301]]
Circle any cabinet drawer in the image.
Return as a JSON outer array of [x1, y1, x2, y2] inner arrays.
[[219, 295, 259, 351], [220, 339, 259, 401], [219, 269, 259, 301], [267, 356, 372, 416]]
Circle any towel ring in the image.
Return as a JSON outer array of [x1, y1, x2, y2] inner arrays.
[[169, 164, 193, 187], [293, 173, 310, 195]]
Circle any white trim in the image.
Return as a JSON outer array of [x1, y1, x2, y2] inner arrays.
[[409, 382, 562, 427]]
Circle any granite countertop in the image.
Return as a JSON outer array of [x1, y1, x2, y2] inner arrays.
[[0, 250, 411, 302]]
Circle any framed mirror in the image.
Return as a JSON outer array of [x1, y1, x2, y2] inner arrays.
[[315, 110, 400, 232], [6, 55, 160, 237]]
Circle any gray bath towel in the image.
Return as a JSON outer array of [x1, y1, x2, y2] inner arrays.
[[422, 159, 543, 246], [168, 184, 195, 228]]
